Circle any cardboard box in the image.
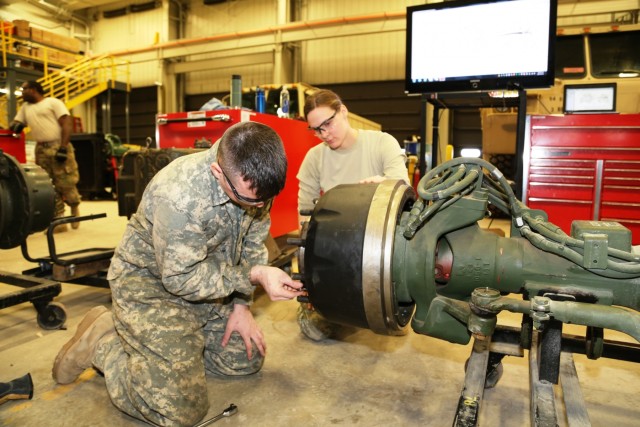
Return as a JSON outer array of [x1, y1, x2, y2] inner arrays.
[[12, 20, 29, 30], [53, 33, 66, 49], [481, 111, 517, 154], [17, 45, 31, 56], [30, 27, 43, 43], [48, 32, 60, 48], [12, 20, 30, 38], [47, 50, 59, 63], [16, 26, 30, 39], [58, 51, 78, 65], [31, 46, 43, 60], [41, 29, 54, 45]]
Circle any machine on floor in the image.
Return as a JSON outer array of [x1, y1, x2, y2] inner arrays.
[[0, 150, 114, 329], [291, 157, 640, 427]]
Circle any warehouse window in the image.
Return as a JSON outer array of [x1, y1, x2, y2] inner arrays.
[[590, 30, 640, 78]]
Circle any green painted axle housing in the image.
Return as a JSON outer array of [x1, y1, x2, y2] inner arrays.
[[301, 161, 640, 349], [393, 188, 640, 345]]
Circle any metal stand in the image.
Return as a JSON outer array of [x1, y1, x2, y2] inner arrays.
[[529, 331, 560, 426], [20, 214, 114, 285], [559, 352, 591, 426], [0, 214, 115, 329], [453, 338, 491, 426], [452, 324, 636, 426], [0, 271, 64, 329]]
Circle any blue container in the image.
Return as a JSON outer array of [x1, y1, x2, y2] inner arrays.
[[279, 86, 290, 118], [255, 87, 266, 113], [404, 141, 418, 155]]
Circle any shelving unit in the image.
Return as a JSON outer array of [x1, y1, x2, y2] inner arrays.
[[1, 19, 131, 140], [5, 20, 81, 68], [0, 20, 84, 128]]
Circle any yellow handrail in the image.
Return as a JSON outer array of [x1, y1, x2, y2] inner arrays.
[[39, 54, 131, 108], [1, 22, 130, 110]]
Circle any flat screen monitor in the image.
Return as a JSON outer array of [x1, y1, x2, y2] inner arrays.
[[405, 0, 558, 94], [563, 83, 617, 114]]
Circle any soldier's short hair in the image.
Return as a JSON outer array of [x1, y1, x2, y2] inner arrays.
[[26, 80, 44, 95], [218, 122, 287, 201]]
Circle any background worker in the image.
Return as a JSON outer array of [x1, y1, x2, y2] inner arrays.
[[296, 89, 410, 341], [10, 80, 81, 232], [52, 122, 305, 426]]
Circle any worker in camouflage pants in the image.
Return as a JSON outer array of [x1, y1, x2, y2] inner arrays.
[[52, 122, 305, 426], [34, 140, 81, 218], [11, 80, 81, 231]]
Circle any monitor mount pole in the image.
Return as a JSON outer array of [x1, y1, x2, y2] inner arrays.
[[514, 85, 527, 200], [420, 93, 432, 176]]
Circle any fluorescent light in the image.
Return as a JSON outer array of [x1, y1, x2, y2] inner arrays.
[[461, 148, 482, 158], [488, 90, 520, 98]]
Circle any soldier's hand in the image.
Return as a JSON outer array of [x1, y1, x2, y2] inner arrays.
[[221, 304, 265, 359], [250, 265, 304, 301], [9, 122, 24, 137], [55, 147, 68, 162]]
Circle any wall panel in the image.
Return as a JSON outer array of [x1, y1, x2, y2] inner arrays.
[[302, 32, 405, 84], [297, 0, 423, 84], [186, 63, 273, 95], [184, 0, 277, 91], [91, 5, 165, 87], [299, 0, 424, 20], [187, 0, 278, 38]]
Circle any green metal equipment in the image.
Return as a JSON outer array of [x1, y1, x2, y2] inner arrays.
[[293, 157, 640, 427]]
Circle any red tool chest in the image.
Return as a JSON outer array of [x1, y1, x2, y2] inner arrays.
[[523, 114, 640, 244], [0, 130, 26, 163], [156, 109, 319, 238]]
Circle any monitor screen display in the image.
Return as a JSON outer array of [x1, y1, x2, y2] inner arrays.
[[563, 83, 617, 113], [406, 0, 557, 94]]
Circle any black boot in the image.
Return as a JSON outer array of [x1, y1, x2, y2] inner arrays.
[[0, 373, 33, 405]]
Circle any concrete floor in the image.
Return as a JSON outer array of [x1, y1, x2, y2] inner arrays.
[[1, 200, 639, 426]]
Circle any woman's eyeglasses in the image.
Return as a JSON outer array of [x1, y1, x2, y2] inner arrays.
[[308, 110, 337, 135]]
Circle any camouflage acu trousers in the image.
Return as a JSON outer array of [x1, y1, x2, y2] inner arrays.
[[35, 140, 81, 217], [94, 273, 264, 427]]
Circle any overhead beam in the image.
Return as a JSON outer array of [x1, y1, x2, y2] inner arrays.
[[104, 11, 407, 61], [167, 51, 274, 74]]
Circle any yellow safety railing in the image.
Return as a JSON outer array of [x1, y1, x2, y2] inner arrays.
[[39, 54, 131, 110], [0, 21, 130, 111]]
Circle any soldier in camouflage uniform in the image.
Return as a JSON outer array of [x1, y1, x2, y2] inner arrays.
[[11, 81, 81, 231], [52, 122, 304, 426]]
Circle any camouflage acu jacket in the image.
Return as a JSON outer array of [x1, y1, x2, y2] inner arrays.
[[107, 142, 270, 305]]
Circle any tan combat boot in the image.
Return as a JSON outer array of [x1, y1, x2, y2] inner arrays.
[[52, 306, 115, 384], [297, 303, 336, 341]]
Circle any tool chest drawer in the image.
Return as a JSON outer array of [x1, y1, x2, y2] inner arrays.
[[524, 114, 640, 244]]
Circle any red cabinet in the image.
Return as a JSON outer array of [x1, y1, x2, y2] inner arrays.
[[524, 114, 640, 244], [155, 110, 319, 238], [0, 130, 26, 163]]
